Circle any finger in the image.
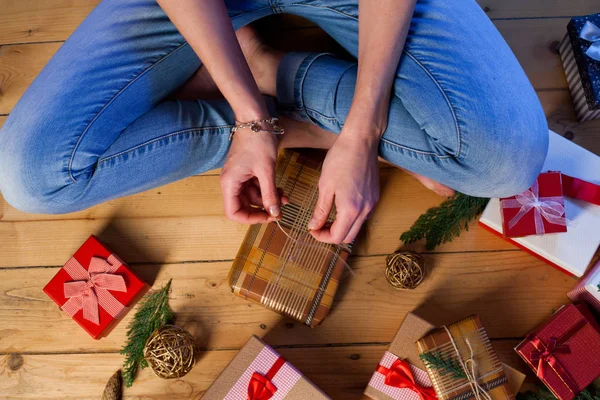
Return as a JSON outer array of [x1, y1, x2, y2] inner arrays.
[[245, 183, 263, 207], [222, 174, 269, 224], [257, 167, 281, 219], [308, 189, 334, 231], [310, 209, 357, 244], [342, 212, 368, 244], [278, 188, 290, 205]]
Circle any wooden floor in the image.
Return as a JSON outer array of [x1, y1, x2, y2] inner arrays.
[[1, 1, 599, 399]]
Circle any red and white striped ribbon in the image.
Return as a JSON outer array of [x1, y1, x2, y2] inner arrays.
[[60, 254, 127, 325]]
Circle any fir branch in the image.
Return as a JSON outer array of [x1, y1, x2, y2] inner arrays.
[[400, 193, 490, 250], [419, 351, 467, 380], [120, 279, 174, 387]]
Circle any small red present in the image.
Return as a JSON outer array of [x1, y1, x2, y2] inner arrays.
[[43, 235, 148, 339], [515, 303, 600, 400], [500, 172, 567, 237]]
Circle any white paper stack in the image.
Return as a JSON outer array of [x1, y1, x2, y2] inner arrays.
[[479, 131, 600, 277]]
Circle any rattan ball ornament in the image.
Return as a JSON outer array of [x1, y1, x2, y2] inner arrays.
[[143, 325, 196, 380], [385, 251, 425, 290]]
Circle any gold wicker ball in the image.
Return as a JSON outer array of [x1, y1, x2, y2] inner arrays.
[[385, 251, 425, 290], [143, 325, 196, 380]]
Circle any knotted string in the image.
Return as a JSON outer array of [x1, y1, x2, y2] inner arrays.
[[275, 220, 355, 277], [442, 326, 493, 400]]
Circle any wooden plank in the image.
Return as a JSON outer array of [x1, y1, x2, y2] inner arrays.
[[495, 18, 568, 91], [0, 341, 530, 399], [0, 0, 98, 46], [0, 252, 572, 353], [0, 18, 570, 114], [0, 115, 5, 128], [538, 89, 600, 156], [478, 0, 599, 19], [0, 340, 528, 400], [0, 43, 62, 114], [0, 169, 518, 268]]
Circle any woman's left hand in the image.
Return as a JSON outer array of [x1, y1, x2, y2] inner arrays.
[[308, 130, 381, 244]]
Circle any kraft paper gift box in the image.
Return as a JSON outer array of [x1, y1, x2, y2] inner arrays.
[[479, 131, 600, 277], [568, 260, 600, 312], [558, 13, 600, 121], [416, 315, 514, 400], [203, 335, 330, 399], [43, 235, 148, 339], [515, 303, 600, 400], [365, 313, 526, 400]]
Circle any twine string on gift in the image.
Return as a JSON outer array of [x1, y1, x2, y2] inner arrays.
[[376, 358, 438, 400], [442, 326, 492, 400], [527, 317, 587, 396], [580, 21, 600, 61], [61, 254, 127, 325], [501, 179, 567, 234], [275, 220, 355, 277]]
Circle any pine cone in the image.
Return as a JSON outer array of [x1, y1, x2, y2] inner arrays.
[[101, 370, 122, 400]]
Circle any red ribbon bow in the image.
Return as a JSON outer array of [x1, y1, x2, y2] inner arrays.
[[528, 335, 579, 395], [61, 255, 127, 325], [247, 356, 286, 400], [376, 359, 437, 400]]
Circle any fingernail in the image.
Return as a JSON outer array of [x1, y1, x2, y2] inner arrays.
[[307, 219, 317, 230], [269, 205, 280, 217]]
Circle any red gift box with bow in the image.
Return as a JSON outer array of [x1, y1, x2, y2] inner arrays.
[[43, 235, 148, 339], [515, 303, 600, 400], [500, 172, 568, 237]]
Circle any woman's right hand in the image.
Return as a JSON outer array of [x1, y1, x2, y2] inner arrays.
[[220, 129, 284, 224]]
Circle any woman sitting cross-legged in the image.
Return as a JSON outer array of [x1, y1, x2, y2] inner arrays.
[[0, 0, 548, 244]]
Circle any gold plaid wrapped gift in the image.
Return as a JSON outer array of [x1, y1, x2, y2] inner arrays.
[[227, 150, 351, 327], [416, 316, 513, 400]]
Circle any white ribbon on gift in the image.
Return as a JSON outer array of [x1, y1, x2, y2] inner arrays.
[[501, 180, 567, 235]]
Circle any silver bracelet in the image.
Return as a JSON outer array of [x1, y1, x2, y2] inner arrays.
[[229, 117, 285, 141]]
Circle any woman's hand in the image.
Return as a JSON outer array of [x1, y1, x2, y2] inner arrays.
[[308, 130, 381, 244], [220, 129, 284, 224]]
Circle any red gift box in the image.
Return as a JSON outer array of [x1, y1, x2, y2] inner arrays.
[[43, 235, 148, 339], [515, 303, 600, 400], [500, 172, 567, 237]]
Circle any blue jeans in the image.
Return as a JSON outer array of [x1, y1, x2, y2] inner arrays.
[[0, 0, 548, 214]]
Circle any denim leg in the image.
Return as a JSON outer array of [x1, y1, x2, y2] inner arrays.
[[278, 0, 549, 198], [0, 0, 274, 214]]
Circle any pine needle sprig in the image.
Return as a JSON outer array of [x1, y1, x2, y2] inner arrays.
[[400, 193, 490, 250], [120, 279, 174, 387], [419, 351, 467, 380]]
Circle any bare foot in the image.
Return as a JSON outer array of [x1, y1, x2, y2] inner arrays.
[[402, 169, 455, 197], [173, 25, 282, 100]]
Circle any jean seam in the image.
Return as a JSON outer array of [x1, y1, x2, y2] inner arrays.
[[381, 137, 453, 159], [298, 53, 336, 122], [305, 108, 338, 122], [285, 3, 358, 21], [67, 41, 190, 182], [402, 50, 463, 159], [97, 125, 232, 166]]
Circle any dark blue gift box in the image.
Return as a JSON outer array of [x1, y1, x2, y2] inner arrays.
[[559, 13, 600, 121]]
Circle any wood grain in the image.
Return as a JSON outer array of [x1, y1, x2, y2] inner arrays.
[[539, 90, 600, 156], [0, 0, 98, 45], [0, 252, 572, 353], [0, 340, 528, 400], [0, 43, 62, 114], [0, 168, 518, 269]]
